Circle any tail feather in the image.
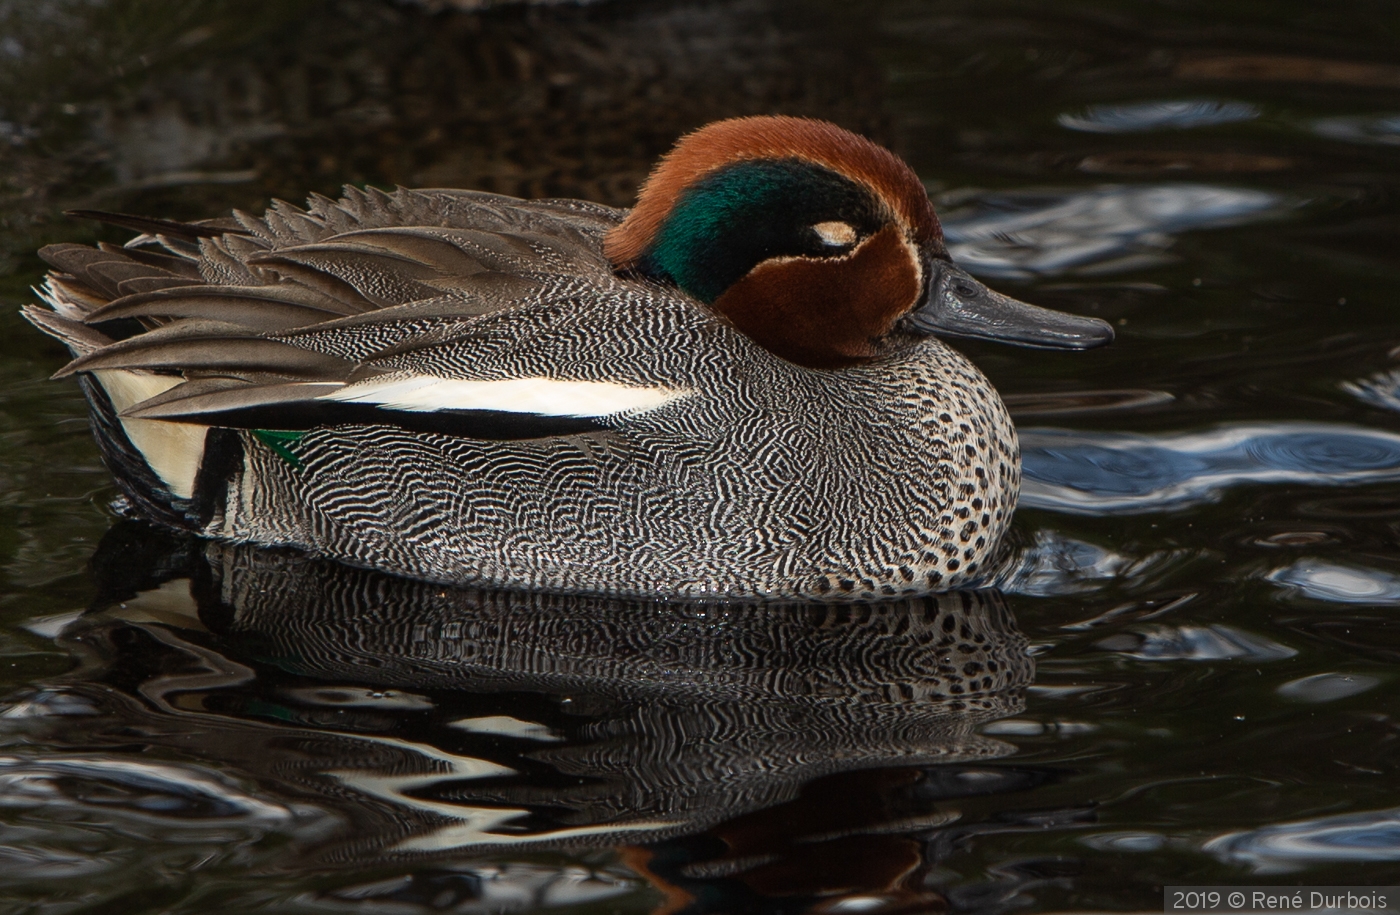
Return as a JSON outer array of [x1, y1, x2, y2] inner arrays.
[[27, 188, 605, 532], [25, 260, 220, 529], [78, 375, 209, 529], [21, 304, 113, 356], [95, 241, 202, 278], [34, 275, 104, 321]]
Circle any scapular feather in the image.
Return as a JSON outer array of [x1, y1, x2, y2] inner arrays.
[[87, 291, 354, 332], [115, 276, 201, 296], [123, 380, 347, 420], [36, 187, 694, 453], [55, 321, 355, 379], [96, 242, 202, 278]]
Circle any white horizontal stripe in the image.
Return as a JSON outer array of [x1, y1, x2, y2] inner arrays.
[[320, 375, 688, 418]]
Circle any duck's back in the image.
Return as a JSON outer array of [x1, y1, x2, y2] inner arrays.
[[26, 187, 1018, 599]]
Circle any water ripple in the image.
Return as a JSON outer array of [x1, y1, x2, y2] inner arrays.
[[0, 689, 99, 720], [1343, 368, 1400, 413], [1266, 559, 1400, 604], [1205, 807, 1400, 872], [1095, 625, 1296, 661], [1276, 672, 1381, 703], [1311, 114, 1400, 146], [1003, 389, 1174, 419], [321, 864, 635, 911], [991, 529, 1187, 596], [1058, 99, 1259, 133], [940, 184, 1281, 279], [0, 756, 300, 827], [1020, 423, 1400, 515], [0, 841, 114, 880], [1081, 831, 1167, 852]]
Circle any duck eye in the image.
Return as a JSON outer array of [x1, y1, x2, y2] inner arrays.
[[812, 221, 858, 248]]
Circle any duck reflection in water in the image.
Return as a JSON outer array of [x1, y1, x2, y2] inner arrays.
[[51, 522, 1037, 914]]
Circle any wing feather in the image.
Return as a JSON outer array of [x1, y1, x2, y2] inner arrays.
[[34, 187, 637, 444], [54, 320, 355, 379], [122, 380, 347, 420], [86, 285, 363, 329], [96, 242, 202, 278], [22, 305, 115, 355]]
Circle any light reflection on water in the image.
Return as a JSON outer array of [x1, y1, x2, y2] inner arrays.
[[1344, 368, 1400, 413], [1081, 831, 1167, 852], [940, 184, 1281, 279], [1266, 559, 1400, 604], [990, 528, 1188, 597], [1205, 807, 1400, 873], [1093, 624, 1297, 662], [321, 865, 636, 913], [1276, 672, 1381, 703], [1310, 114, 1400, 146], [0, 755, 305, 826], [1019, 423, 1400, 515], [1057, 99, 1260, 134]]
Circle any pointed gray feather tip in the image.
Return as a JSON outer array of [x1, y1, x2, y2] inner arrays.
[[22, 305, 115, 359], [85, 291, 348, 332], [116, 277, 198, 297], [97, 240, 201, 277], [54, 334, 354, 380], [237, 257, 376, 313], [122, 380, 346, 420]]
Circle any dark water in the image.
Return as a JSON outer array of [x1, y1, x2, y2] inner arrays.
[[2, 1, 1400, 912]]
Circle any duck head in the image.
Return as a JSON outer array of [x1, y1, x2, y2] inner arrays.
[[605, 116, 1113, 368]]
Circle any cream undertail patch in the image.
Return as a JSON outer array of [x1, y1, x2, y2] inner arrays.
[[94, 370, 207, 500]]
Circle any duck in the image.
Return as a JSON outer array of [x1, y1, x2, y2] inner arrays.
[[24, 116, 1112, 600]]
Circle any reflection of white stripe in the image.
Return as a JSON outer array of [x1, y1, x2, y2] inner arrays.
[[321, 375, 687, 418], [328, 732, 676, 851]]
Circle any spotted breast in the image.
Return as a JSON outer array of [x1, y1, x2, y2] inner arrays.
[[24, 116, 1112, 599]]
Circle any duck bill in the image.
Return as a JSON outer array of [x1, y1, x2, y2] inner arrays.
[[909, 259, 1114, 350]]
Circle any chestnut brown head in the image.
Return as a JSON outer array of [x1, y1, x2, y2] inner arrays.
[[606, 116, 1112, 368]]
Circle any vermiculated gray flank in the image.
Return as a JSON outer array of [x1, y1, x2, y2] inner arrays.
[[27, 187, 1020, 599]]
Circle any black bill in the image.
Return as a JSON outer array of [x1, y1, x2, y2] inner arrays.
[[908, 259, 1114, 350]]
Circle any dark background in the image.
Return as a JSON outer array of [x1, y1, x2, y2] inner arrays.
[[1, 2, 1399, 913]]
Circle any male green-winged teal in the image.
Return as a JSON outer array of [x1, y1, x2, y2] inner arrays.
[[25, 116, 1112, 599]]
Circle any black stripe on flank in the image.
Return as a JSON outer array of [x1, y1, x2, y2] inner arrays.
[[189, 428, 244, 528], [80, 376, 252, 531], [146, 401, 607, 441]]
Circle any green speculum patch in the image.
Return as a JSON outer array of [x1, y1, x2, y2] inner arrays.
[[253, 429, 306, 468], [640, 159, 883, 303]]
